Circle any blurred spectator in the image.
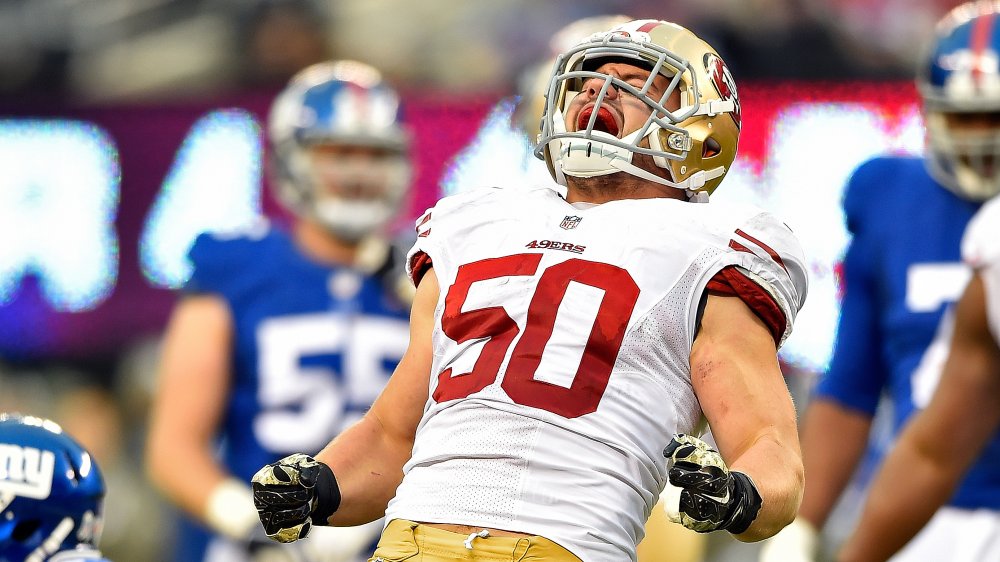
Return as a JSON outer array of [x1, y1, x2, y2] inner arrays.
[[0, 0, 956, 103], [235, 0, 333, 89], [807, 0, 965, 75]]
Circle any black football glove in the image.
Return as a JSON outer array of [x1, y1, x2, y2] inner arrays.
[[251, 453, 341, 543], [662, 434, 762, 535]]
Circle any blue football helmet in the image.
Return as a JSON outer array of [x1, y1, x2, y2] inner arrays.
[[0, 414, 105, 562], [268, 60, 412, 241], [920, 0, 1000, 200]]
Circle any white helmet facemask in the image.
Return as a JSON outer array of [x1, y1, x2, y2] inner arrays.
[[925, 111, 1000, 201], [268, 60, 412, 241], [289, 148, 410, 241]]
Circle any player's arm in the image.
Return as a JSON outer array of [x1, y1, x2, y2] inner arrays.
[[316, 267, 437, 524], [251, 268, 437, 540], [683, 292, 804, 542], [758, 400, 873, 560], [146, 295, 258, 539], [798, 401, 874, 530], [761, 171, 890, 559], [796, 232, 882, 532], [837, 272, 1000, 562], [793, 398, 872, 525]]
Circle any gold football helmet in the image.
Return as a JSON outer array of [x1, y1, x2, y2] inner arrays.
[[536, 19, 740, 197]]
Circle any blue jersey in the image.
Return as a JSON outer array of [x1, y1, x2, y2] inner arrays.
[[813, 156, 1000, 509], [176, 223, 410, 560]]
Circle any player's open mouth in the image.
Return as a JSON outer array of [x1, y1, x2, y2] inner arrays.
[[578, 106, 620, 137]]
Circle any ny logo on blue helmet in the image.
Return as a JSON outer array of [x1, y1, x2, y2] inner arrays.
[[0, 414, 105, 562]]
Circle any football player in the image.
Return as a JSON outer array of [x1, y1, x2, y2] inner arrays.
[[145, 60, 413, 562], [759, 2, 1000, 561], [447, 14, 708, 562], [250, 19, 808, 562], [838, 189, 1000, 562], [0, 413, 110, 562]]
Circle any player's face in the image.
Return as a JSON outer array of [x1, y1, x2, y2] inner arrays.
[[564, 61, 679, 142], [306, 143, 395, 202], [942, 111, 1000, 175], [943, 111, 1000, 132]]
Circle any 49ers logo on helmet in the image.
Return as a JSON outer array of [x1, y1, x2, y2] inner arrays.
[[705, 53, 741, 129]]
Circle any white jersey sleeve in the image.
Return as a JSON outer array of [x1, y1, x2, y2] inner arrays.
[[962, 196, 1000, 344], [406, 187, 503, 287], [709, 209, 809, 348]]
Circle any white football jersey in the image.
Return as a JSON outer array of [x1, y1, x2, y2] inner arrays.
[[387, 186, 808, 562], [962, 195, 1000, 344]]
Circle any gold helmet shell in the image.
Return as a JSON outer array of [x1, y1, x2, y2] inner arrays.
[[535, 19, 740, 197], [515, 14, 633, 140]]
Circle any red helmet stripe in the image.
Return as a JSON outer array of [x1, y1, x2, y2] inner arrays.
[[971, 6, 996, 87], [637, 21, 660, 33]]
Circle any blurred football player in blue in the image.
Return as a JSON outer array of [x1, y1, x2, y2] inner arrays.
[[760, 2, 1000, 561], [146, 60, 413, 562], [0, 413, 110, 562]]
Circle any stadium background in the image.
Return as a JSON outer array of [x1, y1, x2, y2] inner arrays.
[[0, 0, 964, 560]]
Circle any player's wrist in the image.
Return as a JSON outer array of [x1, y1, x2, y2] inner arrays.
[[310, 460, 341, 526], [205, 477, 260, 540], [722, 471, 763, 535]]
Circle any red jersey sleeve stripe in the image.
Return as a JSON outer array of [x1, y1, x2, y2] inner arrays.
[[734, 228, 787, 272], [728, 239, 755, 255], [415, 211, 432, 237]]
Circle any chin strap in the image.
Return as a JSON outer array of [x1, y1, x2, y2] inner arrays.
[[606, 156, 725, 193]]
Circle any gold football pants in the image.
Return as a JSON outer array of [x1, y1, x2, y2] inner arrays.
[[368, 519, 583, 561]]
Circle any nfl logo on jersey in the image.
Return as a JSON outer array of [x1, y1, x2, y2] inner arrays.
[[560, 216, 582, 230]]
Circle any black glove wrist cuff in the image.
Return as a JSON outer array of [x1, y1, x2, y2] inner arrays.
[[310, 461, 342, 526], [722, 471, 763, 535]]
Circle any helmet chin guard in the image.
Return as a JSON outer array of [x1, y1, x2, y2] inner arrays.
[[550, 126, 725, 193]]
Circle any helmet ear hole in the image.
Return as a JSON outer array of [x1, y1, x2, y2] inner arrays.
[[12, 520, 41, 542], [62, 450, 83, 485], [703, 137, 721, 158]]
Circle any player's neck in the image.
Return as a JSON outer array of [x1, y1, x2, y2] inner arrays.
[[293, 219, 360, 266], [565, 176, 686, 204]]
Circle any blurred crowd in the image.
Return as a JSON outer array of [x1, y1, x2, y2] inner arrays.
[[0, 0, 967, 104]]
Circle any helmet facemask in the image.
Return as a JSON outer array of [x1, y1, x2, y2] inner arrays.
[[536, 20, 740, 198], [925, 111, 1000, 200], [276, 139, 411, 242], [918, 1, 1000, 201]]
